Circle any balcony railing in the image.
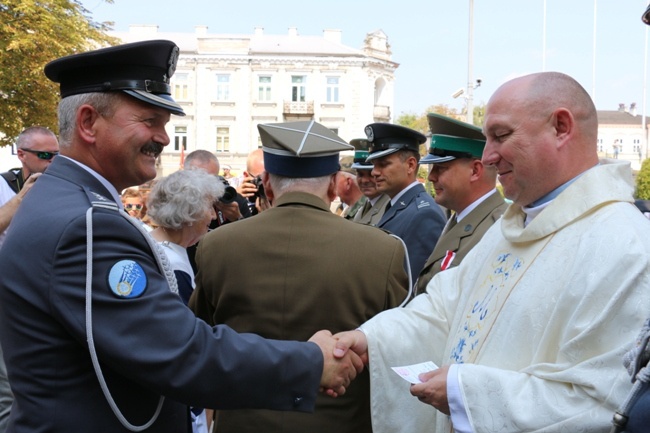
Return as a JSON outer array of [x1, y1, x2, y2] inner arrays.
[[373, 105, 390, 121], [283, 101, 314, 115]]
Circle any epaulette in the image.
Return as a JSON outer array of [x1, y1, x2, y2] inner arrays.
[[83, 187, 119, 211]]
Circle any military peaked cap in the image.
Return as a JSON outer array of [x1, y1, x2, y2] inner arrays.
[[364, 123, 426, 162], [44, 40, 185, 116], [420, 113, 486, 164], [258, 120, 353, 177]]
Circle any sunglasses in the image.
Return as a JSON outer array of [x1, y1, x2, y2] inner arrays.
[[22, 149, 59, 160], [125, 204, 144, 211]]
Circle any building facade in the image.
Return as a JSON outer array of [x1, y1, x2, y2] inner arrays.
[[112, 25, 398, 176], [597, 104, 649, 171]]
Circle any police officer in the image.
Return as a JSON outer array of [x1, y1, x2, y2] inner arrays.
[[365, 123, 446, 281], [0, 40, 361, 433]]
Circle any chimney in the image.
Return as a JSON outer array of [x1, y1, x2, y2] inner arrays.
[[254, 27, 264, 36], [618, 103, 626, 112], [288, 27, 298, 36], [630, 102, 637, 116], [195, 25, 208, 36]]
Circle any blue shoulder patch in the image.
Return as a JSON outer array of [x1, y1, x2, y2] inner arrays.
[[108, 260, 147, 298]]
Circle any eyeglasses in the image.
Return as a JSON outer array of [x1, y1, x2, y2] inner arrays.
[[21, 149, 59, 160], [125, 204, 144, 211]]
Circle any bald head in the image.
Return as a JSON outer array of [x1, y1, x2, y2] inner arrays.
[[246, 148, 265, 177], [184, 150, 219, 176], [482, 72, 599, 206], [521, 72, 598, 143]]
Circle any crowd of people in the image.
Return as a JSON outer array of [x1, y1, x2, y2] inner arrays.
[[0, 5, 649, 433]]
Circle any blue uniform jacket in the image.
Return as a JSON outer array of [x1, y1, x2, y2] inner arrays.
[[377, 183, 446, 279], [0, 157, 322, 433]]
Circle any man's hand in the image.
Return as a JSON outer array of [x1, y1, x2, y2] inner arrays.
[[409, 365, 450, 415], [309, 330, 364, 397], [332, 330, 369, 365], [0, 173, 42, 234], [256, 196, 270, 213], [17, 172, 41, 199], [236, 175, 258, 198], [214, 201, 242, 222]]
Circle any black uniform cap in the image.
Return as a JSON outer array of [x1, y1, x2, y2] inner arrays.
[[643, 3, 650, 25], [364, 123, 426, 162], [44, 40, 185, 116]]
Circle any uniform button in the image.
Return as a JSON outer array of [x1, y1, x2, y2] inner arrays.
[[464, 224, 472, 232], [293, 397, 303, 406]]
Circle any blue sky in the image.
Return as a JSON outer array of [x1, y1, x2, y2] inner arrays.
[[82, 0, 650, 118]]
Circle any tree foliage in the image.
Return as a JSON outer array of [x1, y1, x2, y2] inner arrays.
[[636, 158, 650, 199], [0, 0, 117, 147]]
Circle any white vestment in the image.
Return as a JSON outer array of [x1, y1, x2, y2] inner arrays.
[[361, 160, 650, 433]]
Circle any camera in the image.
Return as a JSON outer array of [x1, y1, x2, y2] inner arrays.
[[216, 176, 237, 204], [248, 175, 266, 202]]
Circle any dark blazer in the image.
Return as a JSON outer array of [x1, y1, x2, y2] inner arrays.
[[415, 190, 508, 295], [377, 183, 446, 280], [190, 191, 409, 433], [0, 157, 322, 433]]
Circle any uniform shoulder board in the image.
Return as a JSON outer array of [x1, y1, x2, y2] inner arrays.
[[82, 187, 119, 211]]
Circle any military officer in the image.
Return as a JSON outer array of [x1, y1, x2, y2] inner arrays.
[[0, 41, 361, 433], [365, 123, 446, 281], [414, 113, 508, 295], [336, 155, 365, 220], [190, 120, 409, 433], [350, 138, 390, 226]]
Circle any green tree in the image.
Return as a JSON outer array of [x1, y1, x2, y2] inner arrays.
[[396, 104, 462, 134], [472, 103, 486, 127], [636, 158, 650, 199], [0, 0, 117, 147]]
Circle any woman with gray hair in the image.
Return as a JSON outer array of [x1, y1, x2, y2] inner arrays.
[[147, 169, 224, 433], [147, 169, 224, 305]]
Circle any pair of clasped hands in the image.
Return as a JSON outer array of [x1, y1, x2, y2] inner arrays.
[[309, 330, 451, 415]]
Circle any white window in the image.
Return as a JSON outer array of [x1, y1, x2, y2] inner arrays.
[[173, 73, 188, 100], [291, 75, 306, 102], [216, 127, 230, 153], [216, 74, 230, 101], [258, 76, 272, 101], [326, 76, 339, 103], [174, 126, 187, 152]]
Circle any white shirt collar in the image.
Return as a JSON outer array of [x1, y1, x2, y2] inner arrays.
[[390, 181, 420, 205], [456, 189, 498, 222]]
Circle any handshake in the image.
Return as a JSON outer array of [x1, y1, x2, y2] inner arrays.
[[308, 329, 368, 397]]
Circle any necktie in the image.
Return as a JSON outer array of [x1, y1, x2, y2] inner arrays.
[[362, 200, 372, 215], [442, 214, 457, 235], [385, 201, 392, 212]]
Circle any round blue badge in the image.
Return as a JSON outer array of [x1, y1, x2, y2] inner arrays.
[[108, 260, 147, 298]]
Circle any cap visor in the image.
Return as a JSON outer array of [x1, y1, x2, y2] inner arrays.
[[124, 89, 185, 116], [366, 148, 399, 162], [419, 154, 457, 164], [351, 162, 374, 170]]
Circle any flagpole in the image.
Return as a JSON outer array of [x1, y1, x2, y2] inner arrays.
[[542, 0, 547, 71], [467, 0, 475, 125], [592, 0, 597, 103]]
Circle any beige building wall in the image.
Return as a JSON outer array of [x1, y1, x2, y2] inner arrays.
[[111, 25, 398, 177]]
